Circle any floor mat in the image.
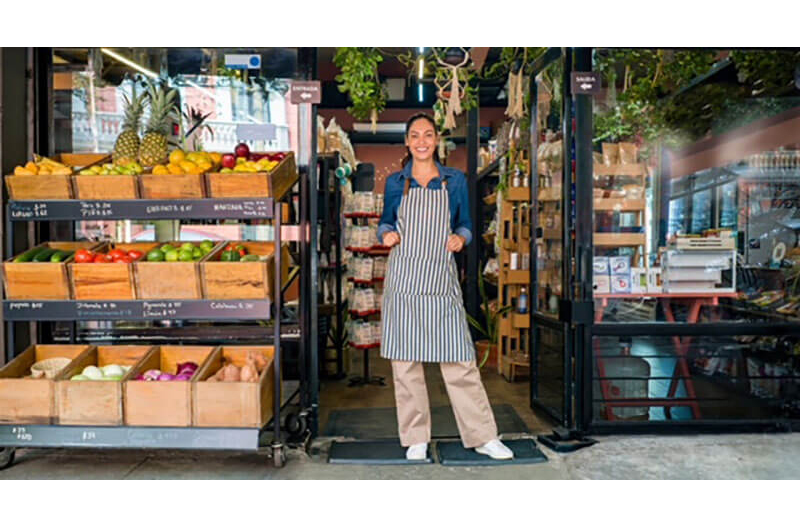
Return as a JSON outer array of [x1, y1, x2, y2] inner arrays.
[[328, 440, 433, 465], [436, 438, 548, 466], [322, 404, 529, 439]]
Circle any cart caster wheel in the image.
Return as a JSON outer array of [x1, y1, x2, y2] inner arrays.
[[285, 412, 308, 437], [0, 448, 16, 471], [272, 445, 286, 468]]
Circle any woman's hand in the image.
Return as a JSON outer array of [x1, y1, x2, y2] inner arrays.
[[446, 234, 466, 252], [383, 232, 401, 248]]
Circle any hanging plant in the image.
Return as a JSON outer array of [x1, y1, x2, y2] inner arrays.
[[430, 48, 479, 133], [333, 47, 387, 131]]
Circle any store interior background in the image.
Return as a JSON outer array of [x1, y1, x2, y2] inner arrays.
[[5, 47, 800, 439]]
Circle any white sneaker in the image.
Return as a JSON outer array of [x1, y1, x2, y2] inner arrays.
[[475, 439, 514, 460], [406, 442, 428, 460]]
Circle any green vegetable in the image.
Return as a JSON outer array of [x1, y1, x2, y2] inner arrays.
[[178, 249, 193, 262], [13, 246, 48, 263], [241, 254, 260, 262], [146, 249, 165, 262], [192, 247, 203, 260], [221, 250, 240, 262], [49, 250, 73, 263], [164, 250, 179, 262], [160, 244, 175, 253], [32, 249, 57, 262]]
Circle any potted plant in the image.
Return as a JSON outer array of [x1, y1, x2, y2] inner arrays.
[[466, 269, 512, 369]]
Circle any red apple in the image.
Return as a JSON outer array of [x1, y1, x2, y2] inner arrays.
[[221, 153, 236, 169], [234, 142, 250, 159], [272, 152, 287, 161]]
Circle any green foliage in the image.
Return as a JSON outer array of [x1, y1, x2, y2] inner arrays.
[[730, 50, 800, 96], [333, 47, 387, 121], [481, 47, 548, 79]]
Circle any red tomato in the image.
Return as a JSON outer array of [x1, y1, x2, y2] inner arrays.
[[75, 249, 94, 263], [94, 254, 112, 263], [127, 249, 143, 261], [238, 248, 247, 257], [108, 249, 126, 260], [118, 255, 134, 264], [225, 243, 236, 252]]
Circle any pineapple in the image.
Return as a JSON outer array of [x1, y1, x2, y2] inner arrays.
[[112, 89, 146, 165], [138, 81, 178, 167]]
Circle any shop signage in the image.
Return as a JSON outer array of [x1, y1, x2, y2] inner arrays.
[[290, 81, 322, 104], [225, 54, 261, 70], [571, 72, 601, 95]]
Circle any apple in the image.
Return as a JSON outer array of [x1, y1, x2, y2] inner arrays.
[[234, 142, 250, 159], [272, 152, 287, 161], [221, 153, 236, 169]]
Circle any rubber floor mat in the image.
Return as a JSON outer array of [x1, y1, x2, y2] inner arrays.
[[328, 439, 433, 465], [323, 404, 528, 439], [435, 438, 547, 466]]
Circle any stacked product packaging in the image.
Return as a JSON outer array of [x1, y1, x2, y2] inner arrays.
[[593, 256, 662, 295]]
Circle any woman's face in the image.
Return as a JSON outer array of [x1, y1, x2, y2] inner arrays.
[[405, 118, 437, 163]]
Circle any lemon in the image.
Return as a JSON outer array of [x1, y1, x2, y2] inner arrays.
[[169, 150, 186, 164], [152, 165, 169, 175], [179, 160, 199, 174]]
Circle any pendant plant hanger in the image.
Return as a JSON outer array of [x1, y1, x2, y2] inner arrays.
[[333, 47, 387, 132], [434, 48, 471, 131]]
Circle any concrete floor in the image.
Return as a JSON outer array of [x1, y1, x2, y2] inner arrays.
[[2, 433, 800, 479]]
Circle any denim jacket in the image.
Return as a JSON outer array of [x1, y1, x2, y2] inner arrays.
[[377, 160, 473, 246]]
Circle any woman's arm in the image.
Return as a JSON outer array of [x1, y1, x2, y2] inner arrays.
[[452, 175, 473, 246], [376, 175, 403, 245]]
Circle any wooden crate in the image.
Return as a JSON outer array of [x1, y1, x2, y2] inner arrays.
[[0, 345, 91, 424], [505, 270, 530, 285], [193, 346, 277, 428], [55, 345, 153, 425], [2, 241, 101, 300], [201, 242, 289, 300], [594, 233, 646, 247], [206, 152, 299, 200], [139, 173, 206, 199], [506, 186, 531, 202], [69, 242, 157, 300], [73, 174, 139, 200], [512, 313, 530, 329], [5, 174, 73, 200], [124, 345, 217, 427], [134, 241, 220, 300]]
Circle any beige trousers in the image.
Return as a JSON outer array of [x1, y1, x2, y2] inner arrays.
[[391, 360, 499, 448]]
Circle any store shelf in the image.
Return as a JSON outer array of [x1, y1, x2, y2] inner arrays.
[[505, 270, 530, 285], [477, 158, 502, 180], [8, 198, 275, 221], [346, 246, 391, 256], [541, 228, 562, 241], [483, 192, 497, 205], [593, 198, 646, 212], [537, 188, 561, 202], [348, 277, 384, 285], [0, 424, 262, 450], [512, 313, 530, 328], [348, 342, 381, 350], [506, 187, 532, 202], [507, 355, 531, 367], [593, 232, 646, 247], [344, 212, 380, 219], [349, 309, 380, 317], [3, 299, 271, 321], [593, 163, 647, 177]]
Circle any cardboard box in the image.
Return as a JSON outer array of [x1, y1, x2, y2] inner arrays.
[[631, 267, 647, 294], [609, 256, 631, 275], [648, 267, 663, 293], [593, 257, 610, 275], [593, 275, 611, 294], [611, 273, 632, 294]]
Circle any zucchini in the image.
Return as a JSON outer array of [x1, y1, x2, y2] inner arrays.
[[32, 249, 57, 262], [13, 246, 48, 263], [49, 250, 73, 263]]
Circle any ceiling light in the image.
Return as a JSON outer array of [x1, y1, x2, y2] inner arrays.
[[100, 48, 159, 79], [418, 58, 424, 80]]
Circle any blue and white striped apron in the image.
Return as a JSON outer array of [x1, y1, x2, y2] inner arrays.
[[381, 177, 475, 362]]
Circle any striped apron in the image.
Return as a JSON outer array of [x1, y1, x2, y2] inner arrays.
[[381, 177, 475, 363]]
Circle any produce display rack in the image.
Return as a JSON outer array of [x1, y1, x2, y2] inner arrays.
[[0, 197, 291, 469]]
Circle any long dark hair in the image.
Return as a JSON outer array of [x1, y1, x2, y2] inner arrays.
[[401, 112, 441, 167]]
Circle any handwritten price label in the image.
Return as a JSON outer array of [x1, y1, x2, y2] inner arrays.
[[11, 427, 32, 442]]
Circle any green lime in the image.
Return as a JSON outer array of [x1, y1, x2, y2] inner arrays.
[[178, 249, 194, 262], [160, 244, 175, 253], [165, 250, 179, 262], [200, 240, 214, 252], [192, 247, 203, 260], [146, 249, 165, 262], [180, 242, 195, 252]]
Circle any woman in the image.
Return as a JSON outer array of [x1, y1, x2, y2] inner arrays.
[[377, 113, 514, 461]]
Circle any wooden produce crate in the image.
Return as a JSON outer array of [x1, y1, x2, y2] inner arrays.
[[193, 346, 277, 428], [0, 345, 91, 424], [206, 152, 298, 201], [134, 241, 220, 300], [201, 242, 289, 300], [124, 345, 216, 427], [69, 242, 157, 300], [73, 174, 139, 200], [55, 345, 152, 426], [4, 153, 110, 200], [2, 241, 101, 300], [139, 173, 206, 199]]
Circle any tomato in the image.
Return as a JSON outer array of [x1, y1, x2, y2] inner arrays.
[[225, 243, 236, 252], [75, 249, 94, 263], [118, 255, 134, 264], [108, 249, 126, 260], [94, 254, 113, 263], [127, 249, 144, 261], [238, 248, 247, 257]]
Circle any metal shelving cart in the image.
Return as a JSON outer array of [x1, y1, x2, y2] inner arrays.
[[0, 197, 293, 469]]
